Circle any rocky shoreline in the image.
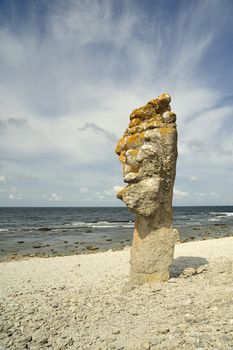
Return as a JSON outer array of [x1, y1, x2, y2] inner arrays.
[[1, 237, 233, 349], [1, 224, 232, 263]]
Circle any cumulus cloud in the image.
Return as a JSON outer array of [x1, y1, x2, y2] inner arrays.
[[9, 193, 22, 200], [49, 193, 62, 201], [78, 186, 122, 203], [79, 187, 89, 194], [174, 189, 190, 199]]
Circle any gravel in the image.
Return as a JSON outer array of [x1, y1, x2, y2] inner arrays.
[[0, 237, 233, 349]]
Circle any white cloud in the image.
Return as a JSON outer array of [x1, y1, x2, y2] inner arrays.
[[0, 175, 6, 182], [79, 187, 89, 194], [103, 189, 114, 196], [189, 176, 198, 182], [49, 193, 62, 201], [174, 189, 190, 199], [78, 186, 123, 202], [9, 193, 22, 200], [210, 192, 219, 197]]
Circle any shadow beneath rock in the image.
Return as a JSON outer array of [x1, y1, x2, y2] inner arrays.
[[170, 256, 208, 278]]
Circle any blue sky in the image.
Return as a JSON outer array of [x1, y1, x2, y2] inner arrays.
[[0, 0, 232, 206]]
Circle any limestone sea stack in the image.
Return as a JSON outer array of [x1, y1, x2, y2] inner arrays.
[[115, 93, 178, 285]]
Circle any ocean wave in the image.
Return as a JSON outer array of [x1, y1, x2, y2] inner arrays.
[[1, 220, 135, 233], [70, 221, 134, 228], [210, 212, 233, 217], [91, 224, 134, 228], [70, 222, 86, 226]]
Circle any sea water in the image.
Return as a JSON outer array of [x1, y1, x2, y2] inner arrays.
[[0, 206, 232, 260]]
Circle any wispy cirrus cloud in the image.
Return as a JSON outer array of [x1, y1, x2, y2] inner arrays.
[[0, 0, 233, 206], [78, 122, 118, 143]]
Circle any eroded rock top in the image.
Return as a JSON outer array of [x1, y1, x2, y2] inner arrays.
[[115, 93, 177, 217]]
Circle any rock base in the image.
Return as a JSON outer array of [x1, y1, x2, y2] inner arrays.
[[130, 225, 176, 285]]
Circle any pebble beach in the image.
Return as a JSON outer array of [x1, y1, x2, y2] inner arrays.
[[1, 237, 233, 350]]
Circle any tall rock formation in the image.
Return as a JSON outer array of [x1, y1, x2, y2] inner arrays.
[[115, 93, 178, 285]]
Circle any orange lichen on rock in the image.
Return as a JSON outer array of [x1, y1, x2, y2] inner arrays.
[[130, 105, 156, 120], [143, 116, 163, 129], [123, 164, 139, 174], [124, 149, 139, 167], [126, 148, 138, 157], [115, 93, 177, 165], [129, 118, 141, 128], [159, 127, 176, 135], [116, 187, 129, 200], [115, 136, 127, 155], [125, 133, 145, 150], [119, 151, 126, 164]]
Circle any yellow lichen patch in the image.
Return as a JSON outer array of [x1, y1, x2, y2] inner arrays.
[[130, 108, 142, 119], [142, 115, 163, 130], [127, 126, 138, 135], [148, 99, 160, 109], [125, 148, 139, 166], [148, 99, 169, 114], [129, 94, 171, 121], [148, 93, 172, 113], [131, 124, 146, 134], [159, 127, 176, 135], [115, 136, 127, 155], [116, 187, 128, 200], [129, 118, 141, 128], [158, 93, 171, 103], [130, 105, 156, 120], [124, 164, 139, 174], [125, 132, 145, 149], [124, 127, 134, 136], [119, 151, 126, 164], [128, 122, 148, 134], [126, 148, 138, 158]]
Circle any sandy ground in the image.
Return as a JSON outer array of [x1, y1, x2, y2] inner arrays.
[[0, 237, 233, 350], [174, 237, 233, 259]]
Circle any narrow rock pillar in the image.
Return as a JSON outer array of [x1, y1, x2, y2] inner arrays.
[[115, 93, 178, 285]]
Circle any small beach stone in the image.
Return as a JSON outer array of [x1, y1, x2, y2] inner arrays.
[[86, 246, 98, 251], [197, 265, 207, 274], [182, 267, 197, 277], [142, 341, 151, 349], [157, 326, 170, 334], [32, 244, 42, 249], [38, 337, 48, 345]]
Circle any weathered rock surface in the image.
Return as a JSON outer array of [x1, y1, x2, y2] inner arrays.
[[115, 93, 178, 284]]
